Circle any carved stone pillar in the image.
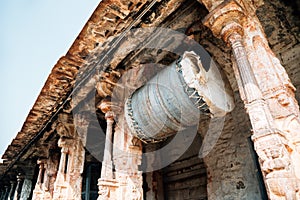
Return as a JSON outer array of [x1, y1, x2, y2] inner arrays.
[[0, 189, 5, 200], [66, 136, 85, 200], [144, 144, 164, 200], [53, 120, 85, 200], [37, 160, 45, 188], [53, 138, 69, 200], [203, 0, 300, 199], [13, 174, 23, 200], [0, 190, 3, 200], [19, 174, 34, 200], [8, 181, 15, 200], [1, 186, 9, 200], [100, 109, 114, 179], [113, 114, 143, 200], [97, 99, 119, 200], [58, 142, 68, 181], [32, 160, 46, 200]]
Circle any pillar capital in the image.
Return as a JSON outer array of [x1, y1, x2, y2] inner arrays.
[[97, 98, 122, 121], [16, 173, 23, 182], [57, 137, 73, 151], [203, 0, 246, 41], [37, 158, 46, 165]]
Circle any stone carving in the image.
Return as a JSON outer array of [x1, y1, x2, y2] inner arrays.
[[53, 134, 85, 200], [203, 0, 300, 199], [98, 185, 109, 199], [113, 114, 143, 200], [32, 160, 46, 200], [96, 69, 123, 98], [73, 113, 90, 146], [126, 177, 142, 200], [253, 132, 298, 199]]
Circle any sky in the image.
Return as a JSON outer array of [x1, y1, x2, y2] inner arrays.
[[0, 1, 100, 159]]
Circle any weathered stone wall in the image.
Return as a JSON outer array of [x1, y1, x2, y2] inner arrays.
[[162, 135, 207, 200], [198, 96, 263, 200]]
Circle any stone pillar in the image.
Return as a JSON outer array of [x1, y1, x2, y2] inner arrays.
[[0, 189, 4, 200], [58, 141, 68, 182], [101, 114, 114, 179], [8, 181, 15, 200], [113, 113, 143, 200], [13, 174, 23, 200], [97, 99, 119, 200], [202, 0, 300, 199], [53, 120, 85, 200], [144, 144, 164, 200], [32, 160, 46, 200], [2, 186, 9, 200], [37, 160, 45, 188], [53, 138, 69, 200], [65, 136, 85, 200], [19, 178, 33, 200]]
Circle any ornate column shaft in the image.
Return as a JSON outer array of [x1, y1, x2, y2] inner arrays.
[[58, 147, 68, 176], [37, 160, 45, 188], [2, 186, 8, 200], [101, 112, 114, 179], [32, 159, 47, 200], [8, 181, 15, 200], [19, 175, 34, 200], [97, 98, 120, 200], [13, 174, 22, 200], [113, 113, 143, 200], [54, 114, 86, 200], [4, 186, 9, 200], [0, 189, 4, 200], [53, 137, 70, 200], [203, 0, 300, 199]]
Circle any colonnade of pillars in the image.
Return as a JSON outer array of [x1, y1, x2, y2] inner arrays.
[[0, 102, 143, 200], [1, 0, 299, 199], [0, 172, 34, 200]]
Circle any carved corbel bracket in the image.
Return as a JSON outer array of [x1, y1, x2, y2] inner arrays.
[[56, 113, 75, 138], [97, 98, 122, 121], [96, 68, 123, 98], [57, 137, 73, 152]]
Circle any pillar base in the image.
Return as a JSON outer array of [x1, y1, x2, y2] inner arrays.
[[97, 178, 119, 200]]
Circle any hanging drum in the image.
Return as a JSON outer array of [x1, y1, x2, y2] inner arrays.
[[124, 51, 234, 143]]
